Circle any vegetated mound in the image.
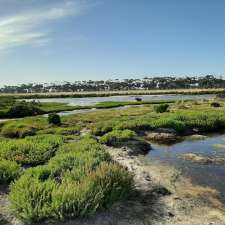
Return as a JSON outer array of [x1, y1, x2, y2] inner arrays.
[[0, 134, 64, 165], [1, 121, 37, 138], [7, 101, 44, 118], [9, 136, 134, 224], [0, 160, 22, 184], [100, 129, 151, 154]]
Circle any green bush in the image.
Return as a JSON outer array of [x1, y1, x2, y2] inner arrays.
[[9, 137, 133, 224], [91, 121, 114, 136], [100, 129, 136, 145], [48, 113, 61, 125], [52, 162, 134, 219], [0, 135, 64, 165], [151, 118, 186, 132], [10, 163, 133, 224], [154, 104, 169, 113], [210, 102, 221, 107], [0, 160, 22, 184], [7, 101, 43, 118], [175, 111, 225, 132], [9, 171, 57, 224], [1, 122, 36, 138], [37, 126, 80, 136]]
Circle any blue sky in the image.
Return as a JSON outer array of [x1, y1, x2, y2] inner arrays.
[[0, 0, 225, 85]]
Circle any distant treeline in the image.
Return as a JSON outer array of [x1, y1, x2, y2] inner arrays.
[[1, 75, 225, 93]]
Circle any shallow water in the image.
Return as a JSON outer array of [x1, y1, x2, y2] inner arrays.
[[27, 94, 214, 106], [148, 133, 225, 201]]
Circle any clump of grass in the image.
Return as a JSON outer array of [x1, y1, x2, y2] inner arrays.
[[0, 135, 64, 165], [154, 104, 169, 113], [176, 111, 225, 132], [91, 121, 114, 136], [1, 122, 36, 138], [9, 137, 133, 224], [37, 126, 80, 136], [52, 162, 133, 220], [9, 170, 57, 223], [151, 118, 186, 132], [0, 160, 22, 184], [100, 129, 136, 146]]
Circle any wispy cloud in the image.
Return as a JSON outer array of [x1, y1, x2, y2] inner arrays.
[[0, 1, 84, 50]]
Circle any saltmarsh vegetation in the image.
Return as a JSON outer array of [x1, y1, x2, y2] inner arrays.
[[1, 98, 225, 223], [154, 103, 169, 113], [90, 102, 225, 136], [9, 137, 134, 224], [0, 97, 84, 119], [0, 135, 64, 165], [0, 160, 22, 184], [100, 129, 136, 145]]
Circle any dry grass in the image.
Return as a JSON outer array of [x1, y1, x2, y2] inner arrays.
[[0, 88, 223, 98]]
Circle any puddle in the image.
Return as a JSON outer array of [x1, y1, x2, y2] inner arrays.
[[147, 133, 225, 201]]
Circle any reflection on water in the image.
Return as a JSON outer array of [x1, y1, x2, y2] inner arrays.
[[26, 94, 214, 106], [148, 133, 225, 201]]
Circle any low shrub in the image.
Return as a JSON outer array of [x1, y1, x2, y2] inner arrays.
[[175, 111, 225, 132], [57, 136, 107, 154], [100, 129, 136, 145], [154, 104, 169, 113], [48, 113, 61, 125], [0, 135, 64, 165], [151, 118, 186, 133], [210, 102, 221, 107], [91, 121, 114, 136], [0, 160, 22, 184], [7, 101, 43, 118], [37, 126, 80, 136], [9, 137, 133, 224], [52, 162, 134, 219], [113, 117, 155, 131], [9, 171, 57, 224], [49, 150, 110, 180], [1, 122, 36, 138]]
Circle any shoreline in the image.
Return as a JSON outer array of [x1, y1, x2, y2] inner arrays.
[[103, 146, 225, 225]]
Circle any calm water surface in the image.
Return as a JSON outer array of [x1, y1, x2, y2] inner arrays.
[[148, 133, 225, 201], [28, 94, 214, 106]]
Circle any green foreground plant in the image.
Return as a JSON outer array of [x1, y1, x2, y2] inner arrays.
[[0, 160, 22, 184], [9, 137, 134, 224], [0, 135, 64, 165]]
